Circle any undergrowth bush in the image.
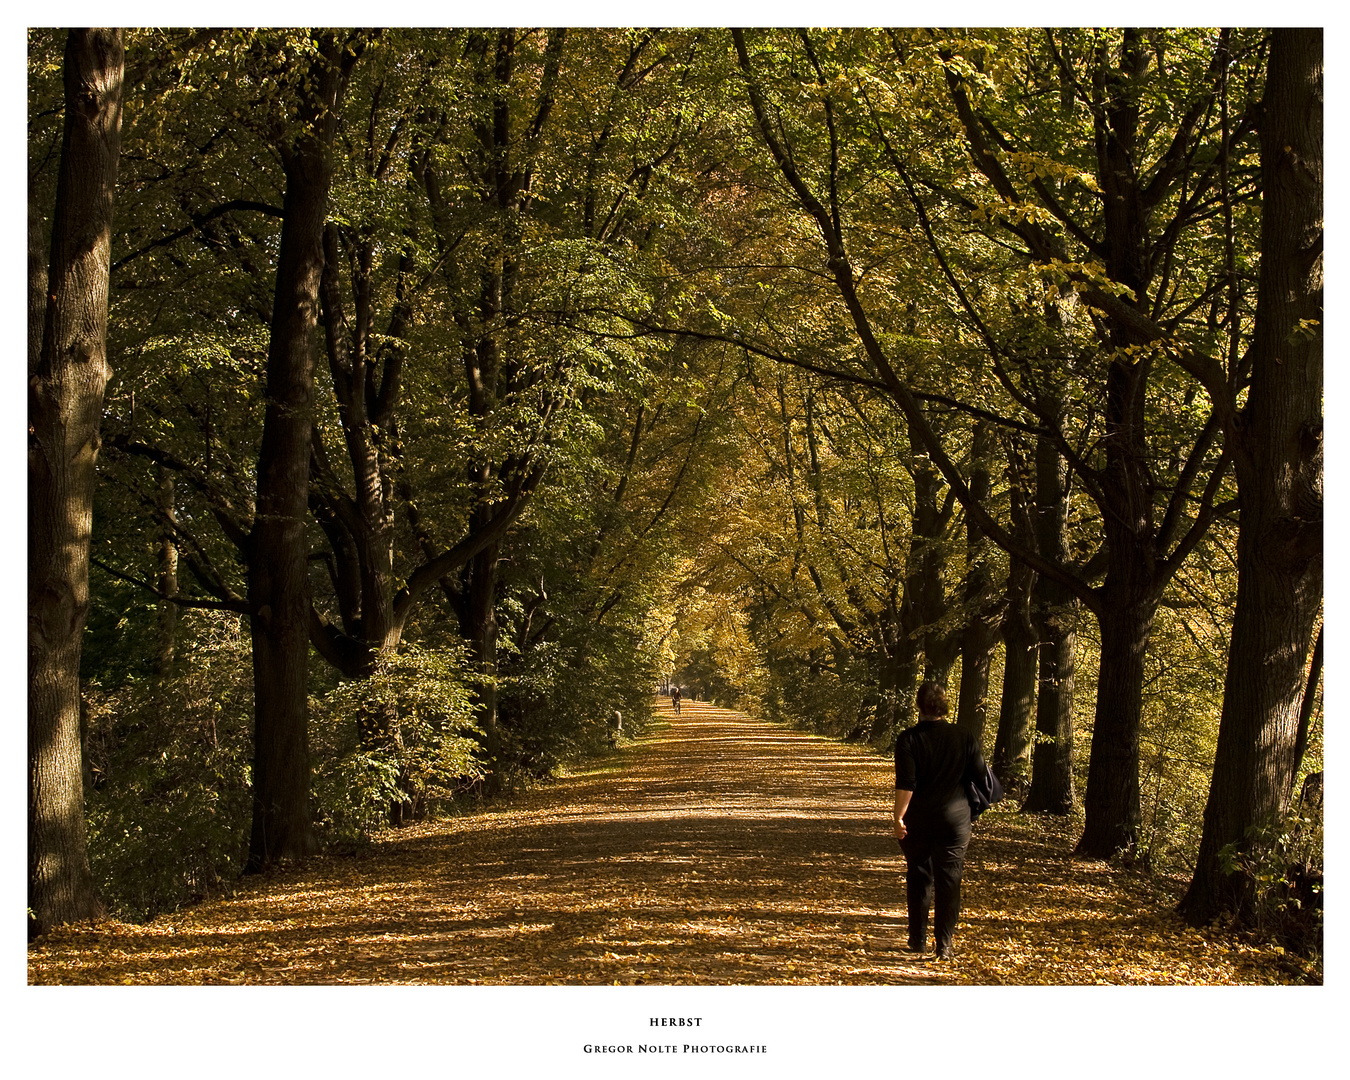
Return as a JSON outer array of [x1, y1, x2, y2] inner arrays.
[[756, 655, 878, 742], [1131, 601, 1227, 878], [498, 619, 660, 786], [83, 612, 253, 922], [310, 642, 482, 842], [1217, 781, 1324, 968], [84, 615, 486, 920]]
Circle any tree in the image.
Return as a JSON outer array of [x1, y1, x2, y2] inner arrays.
[[406, 28, 717, 787], [1179, 28, 1322, 927], [243, 31, 367, 870], [953, 421, 1001, 744], [990, 444, 1037, 790], [29, 28, 124, 935], [1021, 429, 1078, 814]]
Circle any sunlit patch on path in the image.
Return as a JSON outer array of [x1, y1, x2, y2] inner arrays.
[[29, 700, 1290, 984]]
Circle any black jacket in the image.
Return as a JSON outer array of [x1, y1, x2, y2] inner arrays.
[[894, 720, 984, 829]]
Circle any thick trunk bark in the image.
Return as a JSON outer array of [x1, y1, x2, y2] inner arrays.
[[1180, 29, 1323, 927], [903, 453, 958, 684], [955, 621, 998, 745], [956, 423, 999, 744], [892, 646, 920, 737], [1075, 353, 1157, 856], [28, 28, 122, 937], [246, 36, 352, 872], [1022, 588, 1077, 813], [992, 461, 1037, 790], [1076, 592, 1155, 857], [1022, 435, 1076, 814], [993, 596, 1037, 791], [874, 602, 918, 745], [1071, 37, 1162, 856]]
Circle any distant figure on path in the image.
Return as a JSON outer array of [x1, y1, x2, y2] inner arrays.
[[893, 681, 985, 961], [671, 686, 681, 714], [608, 710, 622, 749]]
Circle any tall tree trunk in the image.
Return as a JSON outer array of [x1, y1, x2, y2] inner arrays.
[[307, 220, 405, 684], [993, 463, 1037, 790], [1291, 625, 1323, 787], [906, 451, 958, 683], [993, 592, 1037, 790], [1074, 352, 1160, 857], [1076, 592, 1154, 856], [1071, 33, 1163, 856], [871, 612, 918, 745], [246, 34, 354, 872], [1022, 435, 1076, 814], [867, 596, 899, 743], [28, 28, 123, 936], [1180, 28, 1323, 926], [956, 422, 1000, 744]]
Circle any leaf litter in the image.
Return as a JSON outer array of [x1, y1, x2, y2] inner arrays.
[[28, 700, 1299, 985]]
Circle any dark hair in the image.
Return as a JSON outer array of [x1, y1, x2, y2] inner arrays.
[[916, 681, 949, 718]]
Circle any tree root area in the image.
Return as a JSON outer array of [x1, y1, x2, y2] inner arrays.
[[28, 701, 1295, 985]]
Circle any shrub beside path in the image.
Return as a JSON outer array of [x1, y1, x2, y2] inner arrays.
[[28, 699, 1296, 984]]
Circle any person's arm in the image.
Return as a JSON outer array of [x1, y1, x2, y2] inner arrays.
[[894, 789, 912, 840], [894, 731, 916, 840]]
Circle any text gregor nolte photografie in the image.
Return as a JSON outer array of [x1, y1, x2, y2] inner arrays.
[[583, 1044, 770, 1054]]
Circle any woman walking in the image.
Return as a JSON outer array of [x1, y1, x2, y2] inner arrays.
[[893, 681, 985, 960]]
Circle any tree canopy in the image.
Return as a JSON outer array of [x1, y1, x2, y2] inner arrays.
[[28, 26, 1320, 965]]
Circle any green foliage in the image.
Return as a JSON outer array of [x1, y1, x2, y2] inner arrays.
[[310, 643, 482, 842], [492, 510, 669, 782], [1134, 590, 1232, 875], [83, 615, 486, 918], [83, 613, 254, 922], [40, 29, 1316, 947], [677, 645, 743, 708], [81, 571, 159, 688], [500, 630, 661, 782], [1216, 803, 1323, 965], [754, 654, 874, 741], [309, 749, 406, 847]]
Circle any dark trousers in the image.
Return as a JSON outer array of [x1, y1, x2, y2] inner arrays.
[[900, 819, 971, 952]]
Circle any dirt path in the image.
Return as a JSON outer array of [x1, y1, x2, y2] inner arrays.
[[28, 700, 1293, 984]]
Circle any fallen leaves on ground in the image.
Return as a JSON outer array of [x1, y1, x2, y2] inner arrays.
[[28, 701, 1300, 985]]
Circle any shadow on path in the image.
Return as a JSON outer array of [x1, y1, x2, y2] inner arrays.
[[29, 699, 1292, 985], [30, 700, 934, 984]]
